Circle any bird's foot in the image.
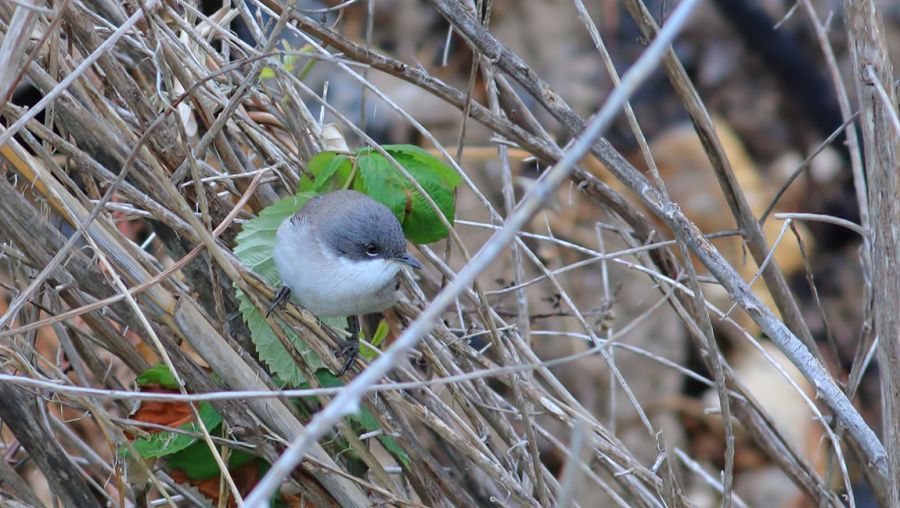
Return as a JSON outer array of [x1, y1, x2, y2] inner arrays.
[[266, 286, 292, 317], [335, 336, 359, 376]]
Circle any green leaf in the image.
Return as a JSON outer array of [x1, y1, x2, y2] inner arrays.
[[370, 319, 389, 348], [282, 54, 299, 73], [233, 193, 325, 385], [132, 403, 222, 459], [167, 442, 259, 480], [135, 364, 179, 389], [383, 145, 461, 188], [355, 153, 408, 215], [314, 155, 350, 191], [355, 145, 460, 243], [314, 369, 343, 388], [261, 44, 314, 79], [299, 152, 353, 193], [359, 318, 389, 360]]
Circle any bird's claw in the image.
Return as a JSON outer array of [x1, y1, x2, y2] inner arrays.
[[335, 337, 359, 376], [266, 286, 292, 317]]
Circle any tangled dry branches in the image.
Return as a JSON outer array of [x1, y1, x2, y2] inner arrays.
[[0, 0, 896, 507]]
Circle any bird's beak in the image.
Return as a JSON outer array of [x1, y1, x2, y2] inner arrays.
[[395, 253, 423, 270]]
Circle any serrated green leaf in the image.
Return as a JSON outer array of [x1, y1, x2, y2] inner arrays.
[[167, 442, 259, 480], [135, 364, 179, 389], [383, 145, 461, 188], [355, 145, 459, 243], [132, 403, 222, 459], [233, 193, 325, 385], [235, 291, 324, 385]]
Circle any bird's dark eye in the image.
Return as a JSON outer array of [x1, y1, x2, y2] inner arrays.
[[365, 244, 379, 256]]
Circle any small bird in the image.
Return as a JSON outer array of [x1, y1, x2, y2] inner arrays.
[[268, 189, 422, 375]]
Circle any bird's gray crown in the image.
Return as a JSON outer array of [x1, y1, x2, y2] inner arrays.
[[299, 190, 406, 262]]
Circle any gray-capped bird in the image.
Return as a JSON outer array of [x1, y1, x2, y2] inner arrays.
[[268, 189, 422, 375]]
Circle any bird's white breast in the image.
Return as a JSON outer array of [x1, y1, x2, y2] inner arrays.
[[274, 217, 402, 317]]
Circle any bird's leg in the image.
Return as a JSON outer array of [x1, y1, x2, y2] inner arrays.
[[336, 315, 360, 376], [266, 286, 292, 317]]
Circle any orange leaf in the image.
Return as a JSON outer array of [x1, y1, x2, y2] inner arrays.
[[128, 387, 192, 435]]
